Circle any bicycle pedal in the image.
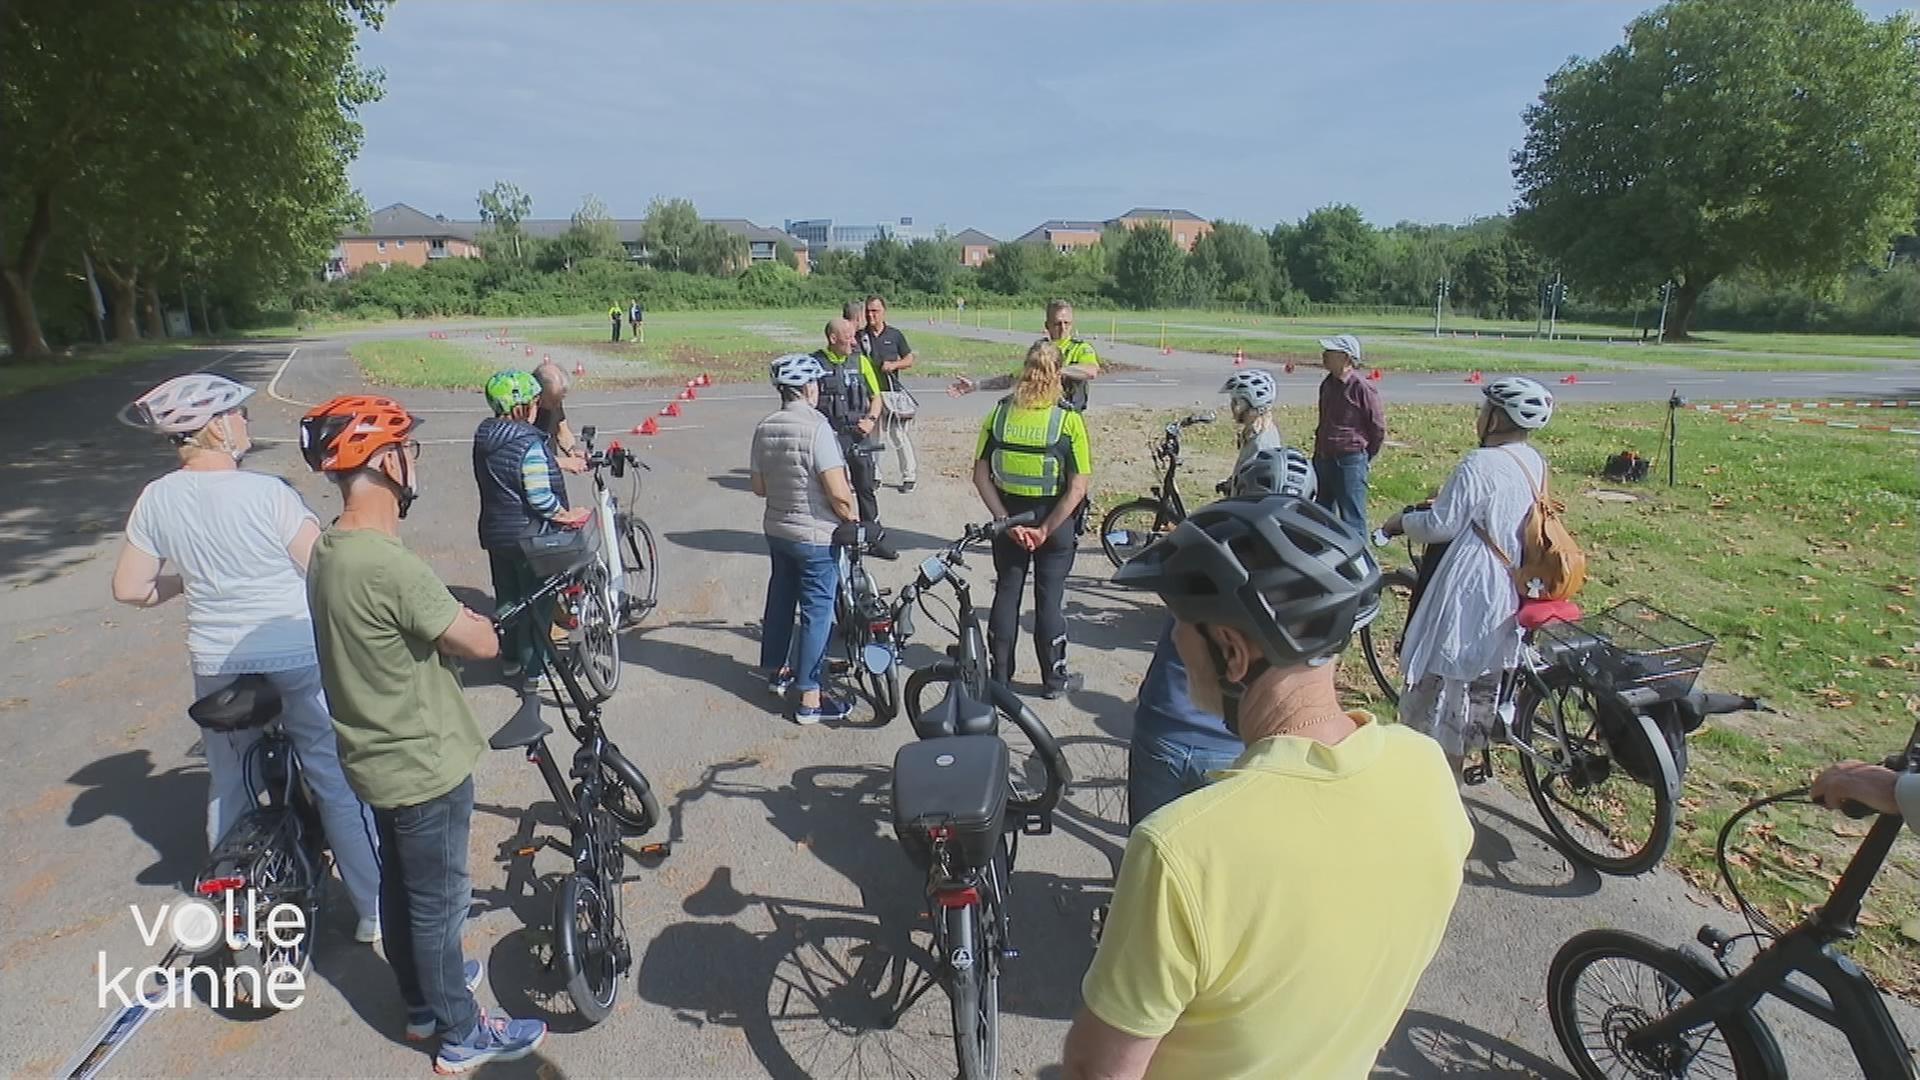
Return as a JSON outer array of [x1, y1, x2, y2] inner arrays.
[[636, 842, 670, 858], [1462, 764, 1491, 786]]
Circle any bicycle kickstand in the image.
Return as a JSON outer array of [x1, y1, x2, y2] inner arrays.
[[1462, 746, 1494, 787]]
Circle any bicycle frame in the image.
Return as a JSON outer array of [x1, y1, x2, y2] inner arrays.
[[579, 427, 633, 621]]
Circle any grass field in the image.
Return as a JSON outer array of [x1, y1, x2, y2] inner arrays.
[[1090, 400, 1920, 993], [347, 338, 505, 388]]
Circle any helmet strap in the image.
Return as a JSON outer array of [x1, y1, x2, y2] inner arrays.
[[1198, 622, 1270, 738]]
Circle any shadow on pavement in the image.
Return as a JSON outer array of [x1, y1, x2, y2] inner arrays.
[[1462, 795, 1603, 900], [67, 749, 206, 887], [1373, 1009, 1575, 1078], [708, 470, 755, 494]]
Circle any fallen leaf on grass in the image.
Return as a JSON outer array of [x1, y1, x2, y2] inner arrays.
[[1870, 656, 1903, 669], [1888, 603, 1911, 616], [1890, 583, 1917, 597]]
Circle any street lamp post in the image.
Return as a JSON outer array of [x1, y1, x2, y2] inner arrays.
[[1655, 280, 1675, 344], [1547, 272, 1563, 340], [1432, 278, 1450, 337]]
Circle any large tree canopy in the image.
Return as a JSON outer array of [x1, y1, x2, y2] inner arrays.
[[1512, 0, 1920, 338]]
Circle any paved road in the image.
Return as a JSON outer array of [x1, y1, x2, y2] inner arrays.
[[0, 327, 1912, 1078]]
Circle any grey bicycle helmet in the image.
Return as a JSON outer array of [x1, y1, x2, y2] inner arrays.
[[1219, 369, 1278, 412], [1484, 376, 1554, 429], [1231, 446, 1316, 500], [1113, 494, 1379, 730], [770, 353, 827, 388]]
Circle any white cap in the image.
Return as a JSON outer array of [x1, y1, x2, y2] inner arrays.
[[1318, 333, 1363, 361]]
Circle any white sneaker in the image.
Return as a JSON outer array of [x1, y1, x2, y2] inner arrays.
[[356, 916, 382, 944]]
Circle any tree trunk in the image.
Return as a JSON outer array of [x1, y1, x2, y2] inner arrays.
[[1663, 280, 1705, 342], [141, 281, 166, 338], [0, 185, 55, 358], [95, 259, 140, 342]]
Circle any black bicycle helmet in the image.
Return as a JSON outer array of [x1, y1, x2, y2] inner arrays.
[[1114, 495, 1379, 730], [1231, 446, 1316, 500]]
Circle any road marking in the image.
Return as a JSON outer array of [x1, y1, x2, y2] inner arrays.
[[1665, 378, 1725, 385], [413, 425, 708, 446], [192, 349, 244, 372], [266, 348, 311, 406]]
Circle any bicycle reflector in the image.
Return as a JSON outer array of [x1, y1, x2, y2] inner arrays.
[[935, 885, 980, 908], [196, 875, 246, 895]]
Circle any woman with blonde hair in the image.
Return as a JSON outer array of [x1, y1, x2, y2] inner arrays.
[[111, 373, 382, 943], [972, 341, 1095, 698]]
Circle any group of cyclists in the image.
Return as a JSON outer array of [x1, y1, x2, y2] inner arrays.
[[107, 298, 1912, 1076]]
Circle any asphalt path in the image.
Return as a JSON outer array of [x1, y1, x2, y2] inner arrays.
[[0, 326, 1913, 1078]]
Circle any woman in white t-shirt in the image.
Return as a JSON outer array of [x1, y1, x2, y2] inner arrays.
[[111, 374, 381, 942], [1220, 369, 1284, 478], [1379, 377, 1557, 778]]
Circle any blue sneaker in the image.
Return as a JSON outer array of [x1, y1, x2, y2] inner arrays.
[[404, 960, 485, 1041], [433, 1008, 546, 1074], [794, 693, 853, 726]]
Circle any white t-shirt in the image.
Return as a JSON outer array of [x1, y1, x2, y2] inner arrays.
[[124, 470, 319, 676]]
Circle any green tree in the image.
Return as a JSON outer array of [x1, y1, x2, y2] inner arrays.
[[1188, 221, 1275, 302], [640, 197, 701, 273], [978, 242, 1044, 295], [1, 0, 385, 353], [774, 238, 799, 270], [898, 238, 961, 295], [1512, 0, 1920, 339], [1112, 223, 1186, 309], [476, 181, 532, 261], [1285, 205, 1380, 303], [548, 194, 623, 270], [856, 234, 905, 295]]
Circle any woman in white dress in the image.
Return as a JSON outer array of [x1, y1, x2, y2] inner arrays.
[[111, 373, 382, 942], [1379, 377, 1557, 777], [1219, 369, 1283, 475]]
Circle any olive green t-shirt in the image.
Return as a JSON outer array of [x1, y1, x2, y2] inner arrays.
[[307, 528, 483, 809]]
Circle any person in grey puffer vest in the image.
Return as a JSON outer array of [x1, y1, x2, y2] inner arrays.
[[751, 354, 860, 724]]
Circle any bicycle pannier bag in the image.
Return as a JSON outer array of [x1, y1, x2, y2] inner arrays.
[[1474, 446, 1587, 602], [892, 736, 1008, 871]]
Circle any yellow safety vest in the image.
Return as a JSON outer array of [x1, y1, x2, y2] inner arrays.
[[986, 399, 1071, 497]]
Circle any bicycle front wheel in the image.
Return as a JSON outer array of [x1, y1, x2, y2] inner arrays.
[[578, 565, 621, 701], [1547, 929, 1780, 1080], [1100, 498, 1171, 569], [945, 903, 998, 1080], [601, 744, 661, 837], [1516, 681, 1676, 876], [618, 512, 659, 627], [1358, 567, 1417, 705], [555, 871, 621, 1025]]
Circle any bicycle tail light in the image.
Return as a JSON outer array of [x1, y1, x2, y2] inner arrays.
[[934, 884, 980, 908], [196, 875, 246, 896]]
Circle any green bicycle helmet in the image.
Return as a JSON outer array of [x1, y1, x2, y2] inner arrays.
[[484, 370, 540, 416]]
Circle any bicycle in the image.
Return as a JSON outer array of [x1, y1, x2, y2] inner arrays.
[[178, 676, 329, 1016], [1099, 411, 1214, 568], [1545, 719, 1919, 1079], [831, 521, 904, 721], [490, 530, 664, 1025], [563, 425, 660, 701]]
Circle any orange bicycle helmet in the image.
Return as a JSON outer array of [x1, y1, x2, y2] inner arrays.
[[299, 395, 419, 472]]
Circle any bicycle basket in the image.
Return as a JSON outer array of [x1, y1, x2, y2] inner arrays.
[[1538, 600, 1715, 703]]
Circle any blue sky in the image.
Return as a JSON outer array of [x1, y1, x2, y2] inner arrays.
[[349, 1, 1911, 239]]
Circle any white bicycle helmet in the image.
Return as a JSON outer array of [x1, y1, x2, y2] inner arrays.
[[1484, 377, 1554, 429], [120, 373, 254, 435], [1220, 369, 1278, 412], [770, 353, 827, 388]]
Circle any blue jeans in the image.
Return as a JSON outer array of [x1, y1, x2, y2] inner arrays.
[[760, 536, 839, 693], [1314, 451, 1371, 536], [373, 776, 479, 1042], [1128, 735, 1243, 829]]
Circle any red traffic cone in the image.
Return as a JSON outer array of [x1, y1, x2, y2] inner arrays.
[[573, 361, 585, 377], [1560, 373, 1579, 385], [634, 418, 658, 435], [676, 388, 692, 401], [661, 402, 681, 417], [1233, 347, 1245, 366], [524, 346, 533, 356], [685, 387, 698, 400], [1465, 370, 1482, 384], [1160, 345, 1173, 356], [1283, 361, 1296, 374], [698, 373, 712, 387], [1367, 368, 1383, 381]]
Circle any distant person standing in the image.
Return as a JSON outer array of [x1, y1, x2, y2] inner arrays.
[[608, 304, 622, 344], [948, 298, 1100, 412], [860, 294, 919, 493], [1312, 333, 1385, 536], [812, 317, 898, 560], [628, 299, 643, 341]]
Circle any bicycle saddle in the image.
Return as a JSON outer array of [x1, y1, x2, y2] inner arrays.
[[1518, 598, 1582, 631], [187, 674, 282, 732], [915, 680, 999, 741], [489, 693, 554, 750]]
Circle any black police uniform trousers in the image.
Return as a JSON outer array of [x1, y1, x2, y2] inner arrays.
[[988, 490, 1077, 688], [839, 431, 880, 525]]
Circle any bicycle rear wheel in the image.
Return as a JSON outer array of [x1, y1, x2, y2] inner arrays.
[[555, 871, 620, 1025], [1516, 681, 1676, 876], [1547, 929, 1780, 1080], [618, 512, 659, 627], [1358, 567, 1417, 705], [578, 565, 621, 701], [1100, 498, 1170, 569], [945, 903, 998, 1080]]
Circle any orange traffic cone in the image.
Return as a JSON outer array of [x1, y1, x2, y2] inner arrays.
[[635, 417, 658, 435], [524, 346, 533, 356], [1367, 368, 1383, 381], [661, 402, 681, 417], [1233, 347, 1245, 366], [1283, 361, 1296, 374], [1465, 370, 1482, 384], [573, 361, 585, 377], [1560, 373, 1579, 385]]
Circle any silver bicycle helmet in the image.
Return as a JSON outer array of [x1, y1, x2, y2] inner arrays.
[[1219, 369, 1278, 412], [1484, 377, 1554, 429], [770, 353, 827, 388], [120, 373, 254, 435], [1231, 446, 1316, 500]]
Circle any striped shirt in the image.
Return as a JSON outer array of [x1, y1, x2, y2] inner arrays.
[[521, 439, 561, 517]]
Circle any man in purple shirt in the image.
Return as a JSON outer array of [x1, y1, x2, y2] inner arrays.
[[1312, 333, 1385, 535]]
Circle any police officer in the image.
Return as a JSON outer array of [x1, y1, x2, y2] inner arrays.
[[812, 316, 898, 560], [948, 298, 1101, 412], [973, 339, 1093, 698]]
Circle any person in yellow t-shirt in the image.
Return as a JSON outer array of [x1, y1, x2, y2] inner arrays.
[[1066, 494, 1472, 1080]]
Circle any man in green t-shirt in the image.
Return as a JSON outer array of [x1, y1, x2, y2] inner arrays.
[[298, 395, 547, 1073]]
